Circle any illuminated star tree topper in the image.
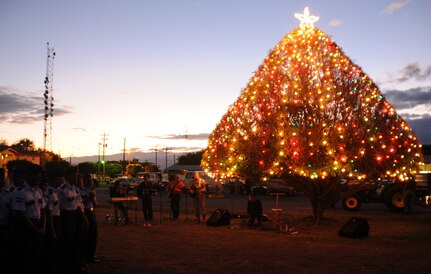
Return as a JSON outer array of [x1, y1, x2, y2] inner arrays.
[[294, 7, 319, 27]]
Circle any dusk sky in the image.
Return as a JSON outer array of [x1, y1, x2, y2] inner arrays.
[[1, 0, 430, 160]]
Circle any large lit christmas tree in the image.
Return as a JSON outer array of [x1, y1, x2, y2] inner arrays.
[[202, 8, 423, 222]]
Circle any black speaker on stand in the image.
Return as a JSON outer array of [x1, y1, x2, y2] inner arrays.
[[339, 217, 369, 238], [206, 209, 231, 226]]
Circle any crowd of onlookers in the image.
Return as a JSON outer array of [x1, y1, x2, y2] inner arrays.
[[0, 165, 98, 274]]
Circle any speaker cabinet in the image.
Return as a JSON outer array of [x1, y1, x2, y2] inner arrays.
[[339, 217, 369, 238]]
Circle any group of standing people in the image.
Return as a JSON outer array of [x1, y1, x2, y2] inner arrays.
[[133, 172, 208, 224], [109, 171, 263, 227], [0, 166, 98, 274]]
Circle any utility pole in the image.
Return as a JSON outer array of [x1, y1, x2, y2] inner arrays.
[[122, 138, 126, 174], [97, 143, 101, 180], [154, 145, 158, 169], [100, 133, 109, 178], [164, 147, 172, 172]]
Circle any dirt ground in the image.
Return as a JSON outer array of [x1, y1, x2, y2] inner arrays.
[[86, 204, 431, 274]]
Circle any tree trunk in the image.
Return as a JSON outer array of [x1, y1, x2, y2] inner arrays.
[[311, 197, 325, 225]]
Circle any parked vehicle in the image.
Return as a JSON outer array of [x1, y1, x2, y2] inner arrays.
[[251, 177, 296, 196], [251, 185, 269, 195], [106, 177, 139, 190], [181, 171, 219, 194], [136, 172, 169, 192], [341, 173, 431, 212]]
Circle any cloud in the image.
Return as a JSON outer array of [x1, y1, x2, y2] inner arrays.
[[329, 19, 343, 27], [382, 0, 411, 14], [73, 127, 86, 132], [128, 147, 142, 153], [384, 86, 431, 110], [385, 87, 431, 110], [392, 63, 431, 83], [383, 86, 431, 144], [0, 87, 72, 124], [403, 113, 431, 145], [148, 133, 210, 140]]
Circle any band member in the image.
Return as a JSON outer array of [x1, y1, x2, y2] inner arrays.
[[188, 172, 207, 223], [136, 174, 153, 222], [167, 174, 185, 220]]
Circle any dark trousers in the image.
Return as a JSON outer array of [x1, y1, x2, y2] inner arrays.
[[113, 202, 130, 224], [85, 208, 98, 261], [248, 214, 261, 226], [170, 193, 181, 219], [75, 210, 89, 271], [27, 218, 45, 273], [142, 196, 153, 221], [0, 225, 10, 264], [193, 193, 207, 221], [44, 215, 61, 274], [60, 210, 77, 273]]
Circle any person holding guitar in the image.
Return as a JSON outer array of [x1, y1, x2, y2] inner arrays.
[[188, 172, 207, 223], [166, 174, 185, 220]]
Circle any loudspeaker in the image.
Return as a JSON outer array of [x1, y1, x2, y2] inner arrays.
[[206, 209, 231, 227], [338, 217, 369, 238]]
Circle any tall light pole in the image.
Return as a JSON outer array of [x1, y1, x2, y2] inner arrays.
[[97, 143, 101, 180], [122, 137, 126, 174], [100, 133, 109, 178], [164, 147, 172, 172], [154, 145, 158, 170]]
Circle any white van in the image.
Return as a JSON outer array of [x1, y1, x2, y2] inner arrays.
[[182, 171, 219, 194], [136, 172, 169, 184]]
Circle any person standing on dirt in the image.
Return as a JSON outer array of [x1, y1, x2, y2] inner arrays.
[[189, 172, 207, 223], [136, 174, 153, 222], [167, 174, 185, 220], [247, 193, 263, 227], [110, 179, 130, 225], [403, 179, 416, 214]]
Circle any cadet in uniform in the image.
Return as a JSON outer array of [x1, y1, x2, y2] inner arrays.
[[7, 168, 26, 271], [10, 166, 46, 273], [58, 172, 79, 273], [74, 173, 89, 272], [44, 172, 62, 274], [0, 177, 10, 266], [82, 174, 99, 263]]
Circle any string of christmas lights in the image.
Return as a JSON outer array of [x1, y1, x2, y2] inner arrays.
[[202, 9, 423, 182]]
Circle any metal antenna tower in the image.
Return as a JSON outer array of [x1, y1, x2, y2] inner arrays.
[[43, 42, 56, 151]]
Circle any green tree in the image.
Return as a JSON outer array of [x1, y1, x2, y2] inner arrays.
[[6, 159, 35, 174], [0, 139, 8, 151], [77, 162, 97, 175], [142, 161, 159, 172], [11, 138, 36, 153], [45, 160, 71, 178], [6, 160, 43, 174], [178, 150, 204, 165], [126, 164, 143, 177], [106, 163, 122, 178]]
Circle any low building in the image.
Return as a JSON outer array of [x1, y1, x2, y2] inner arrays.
[[0, 148, 41, 177]]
